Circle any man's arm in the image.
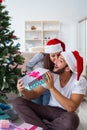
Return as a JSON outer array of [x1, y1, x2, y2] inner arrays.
[[50, 88, 84, 112], [17, 79, 47, 100], [45, 72, 86, 112]]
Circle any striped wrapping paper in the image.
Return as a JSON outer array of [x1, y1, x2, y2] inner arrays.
[[14, 122, 43, 130], [21, 67, 49, 90]]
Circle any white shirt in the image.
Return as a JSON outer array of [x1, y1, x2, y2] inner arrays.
[[42, 73, 87, 110]]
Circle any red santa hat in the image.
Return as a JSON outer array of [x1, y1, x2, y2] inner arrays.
[[45, 38, 65, 53], [61, 50, 83, 81], [0, 0, 3, 3]]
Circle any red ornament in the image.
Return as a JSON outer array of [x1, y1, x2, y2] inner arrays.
[[11, 35, 17, 38], [0, 0, 3, 3], [16, 51, 21, 54]]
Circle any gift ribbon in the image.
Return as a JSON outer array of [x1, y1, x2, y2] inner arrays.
[[15, 125, 38, 130], [28, 71, 39, 77], [29, 125, 38, 130], [28, 71, 42, 80]]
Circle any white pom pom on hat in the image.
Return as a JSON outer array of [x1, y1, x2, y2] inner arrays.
[[44, 38, 65, 54], [61, 51, 83, 83]]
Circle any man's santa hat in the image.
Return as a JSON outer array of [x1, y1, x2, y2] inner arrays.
[[45, 38, 65, 53], [61, 51, 83, 82]]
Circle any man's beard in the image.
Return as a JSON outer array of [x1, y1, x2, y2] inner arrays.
[[53, 65, 68, 74]]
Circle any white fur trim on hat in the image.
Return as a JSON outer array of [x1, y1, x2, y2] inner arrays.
[[61, 52, 77, 73], [45, 43, 63, 54]]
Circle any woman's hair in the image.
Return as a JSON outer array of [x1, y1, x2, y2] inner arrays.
[[43, 53, 54, 71]]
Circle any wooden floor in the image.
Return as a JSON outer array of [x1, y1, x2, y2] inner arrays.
[[77, 100, 87, 130]]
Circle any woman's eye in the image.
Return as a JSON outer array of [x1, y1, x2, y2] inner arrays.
[[52, 55, 55, 57]]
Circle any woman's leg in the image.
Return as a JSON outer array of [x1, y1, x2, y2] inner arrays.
[[42, 90, 50, 105], [32, 95, 43, 105]]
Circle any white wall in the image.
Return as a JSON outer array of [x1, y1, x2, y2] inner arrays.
[[4, 0, 87, 52]]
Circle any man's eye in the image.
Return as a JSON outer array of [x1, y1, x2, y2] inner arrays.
[[60, 60, 62, 63], [59, 59, 63, 63]]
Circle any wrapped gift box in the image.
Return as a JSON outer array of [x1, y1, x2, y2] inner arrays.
[[21, 67, 49, 90], [0, 121, 15, 130], [14, 122, 43, 130], [0, 123, 43, 130], [0, 125, 16, 130]]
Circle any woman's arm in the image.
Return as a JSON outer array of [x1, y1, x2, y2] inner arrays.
[[26, 53, 44, 72]]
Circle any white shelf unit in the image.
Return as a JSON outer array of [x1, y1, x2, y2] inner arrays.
[[25, 20, 61, 52]]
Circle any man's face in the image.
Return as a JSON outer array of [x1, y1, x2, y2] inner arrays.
[[53, 54, 68, 74]]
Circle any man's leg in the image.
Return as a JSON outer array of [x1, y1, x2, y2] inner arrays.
[[12, 97, 48, 129], [12, 97, 67, 129], [43, 112, 79, 130], [13, 97, 79, 130]]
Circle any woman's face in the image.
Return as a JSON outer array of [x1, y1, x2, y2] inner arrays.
[[49, 52, 60, 64]]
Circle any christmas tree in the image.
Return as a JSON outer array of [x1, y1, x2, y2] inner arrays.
[[0, 0, 25, 100]]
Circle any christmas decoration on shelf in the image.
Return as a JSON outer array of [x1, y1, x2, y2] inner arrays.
[[31, 26, 37, 30], [0, 0, 25, 100]]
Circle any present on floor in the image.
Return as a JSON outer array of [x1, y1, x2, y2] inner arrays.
[[0, 103, 18, 121], [0, 122, 43, 130], [0, 103, 11, 120], [14, 122, 43, 130], [0, 120, 16, 130]]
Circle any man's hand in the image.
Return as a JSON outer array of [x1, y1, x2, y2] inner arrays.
[[17, 79, 26, 94], [45, 72, 54, 90]]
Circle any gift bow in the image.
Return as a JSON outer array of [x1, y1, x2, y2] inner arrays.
[[28, 71, 42, 80]]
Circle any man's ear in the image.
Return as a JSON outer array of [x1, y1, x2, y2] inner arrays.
[[66, 66, 70, 72]]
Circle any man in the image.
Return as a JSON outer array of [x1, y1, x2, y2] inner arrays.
[[26, 38, 65, 105], [13, 51, 87, 130]]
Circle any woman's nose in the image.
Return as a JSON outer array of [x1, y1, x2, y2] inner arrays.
[[54, 58, 58, 64], [54, 56, 58, 61]]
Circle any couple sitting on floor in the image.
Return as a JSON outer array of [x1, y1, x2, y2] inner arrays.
[[13, 38, 87, 130]]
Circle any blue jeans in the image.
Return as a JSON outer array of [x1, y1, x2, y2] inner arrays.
[[32, 90, 50, 105]]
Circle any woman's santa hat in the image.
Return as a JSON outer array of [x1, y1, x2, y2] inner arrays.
[[61, 51, 83, 82], [45, 38, 65, 53]]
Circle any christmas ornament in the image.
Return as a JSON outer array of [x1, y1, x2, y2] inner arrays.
[[11, 35, 17, 39], [0, 0, 3, 3]]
